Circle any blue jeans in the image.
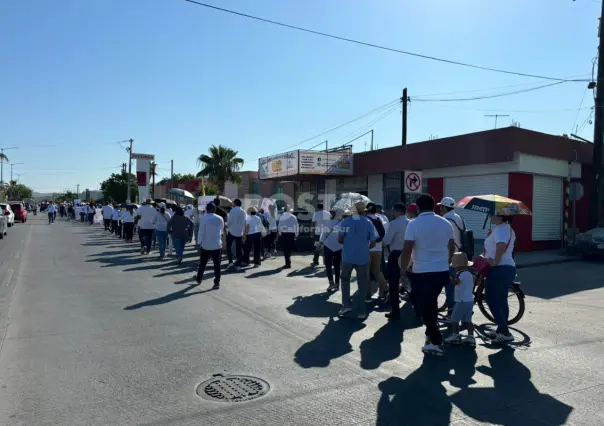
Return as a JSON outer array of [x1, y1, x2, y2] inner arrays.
[[156, 230, 168, 256], [485, 265, 516, 336], [172, 237, 186, 258]]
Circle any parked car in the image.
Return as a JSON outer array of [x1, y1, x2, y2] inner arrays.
[[0, 214, 6, 239], [9, 202, 27, 223], [576, 220, 604, 259], [0, 204, 15, 227]]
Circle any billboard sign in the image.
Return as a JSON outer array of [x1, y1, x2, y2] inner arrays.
[[259, 150, 299, 179], [298, 149, 353, 175]]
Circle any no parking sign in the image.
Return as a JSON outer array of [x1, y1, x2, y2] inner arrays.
[[404, 171, 422, 194]]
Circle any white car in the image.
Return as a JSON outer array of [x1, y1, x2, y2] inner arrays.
[[0, 204, 15, 228], [0, 215, 5, 239]]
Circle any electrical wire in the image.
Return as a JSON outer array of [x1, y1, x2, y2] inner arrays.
[[184, 0, 589, 82], [338, 104, 400, 145], [577, 108, 595, 135], [571, 87, 589, 134], [419, 103, 592, 114], [413, 81, 566, 102]]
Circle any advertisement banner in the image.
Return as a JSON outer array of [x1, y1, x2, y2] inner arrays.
[[298, 150, 353, 176], [197, 196, 216, 212], [134, 153, 155, 202], [259, 150, 298, 179]]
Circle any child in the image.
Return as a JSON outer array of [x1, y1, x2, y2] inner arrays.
[[444, 252, 476, 347]]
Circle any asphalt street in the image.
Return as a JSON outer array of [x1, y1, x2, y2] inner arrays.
[[0, 214, 603, 425]]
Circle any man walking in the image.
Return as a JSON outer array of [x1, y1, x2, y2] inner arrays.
[[337, 201, 376, 320], [195, 202, 224, 289], [400, 194, 455, 356], [134, 199, 157, 255], [382, 202, 409, 321], [47, 202, 56, 224], [102, 201, 114, 232], [311, 203, 330, 266], [278, 205, 298, 269], [226, 199, 246, 268]]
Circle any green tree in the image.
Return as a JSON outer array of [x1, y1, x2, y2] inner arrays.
[[157, 173, 199, 186], [54, 190, 75, 203], [100, 172, 138, 202], [196, 145, 244, 192], [6, 181, 33, 200]]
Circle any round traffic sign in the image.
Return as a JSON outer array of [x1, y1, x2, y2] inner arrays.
[[405, 172, 421, 192]]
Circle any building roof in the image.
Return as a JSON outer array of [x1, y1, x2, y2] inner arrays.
[[353, 127, 593, 176]]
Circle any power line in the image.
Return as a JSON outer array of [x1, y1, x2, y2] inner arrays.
[[420, 103, 592, 114], [413, 81, 566, 102], [184, 0, 590, 82], [339, 104, 400, 145], [571, 87, 589, 133]]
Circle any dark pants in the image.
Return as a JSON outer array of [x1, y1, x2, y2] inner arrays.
[[48, 212, 54, 224], [198, 248, 221, 284], [80, 212, 85, 222], [280, 232, 295, 266], [111, 220, 119, 235], [263, 231, 277, 255], [103, 218, 111, 231], [312, 235, 322, 263], [139, 228, 153, 252], [324, 247, 342, 285], [409, 271, 449, 346], [485, 265, 516, 336], [226, 233, 243, 265], [387, 250, 402, 318], [87, 213, 94, 224], [244, 233, 262, 265], [124, 223, 134, 241]]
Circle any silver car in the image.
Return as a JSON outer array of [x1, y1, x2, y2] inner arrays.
[[576, 220, 604, 259], [0, 214, 6, 239]]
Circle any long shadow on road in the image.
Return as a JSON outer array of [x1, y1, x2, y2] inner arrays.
[[124, 285, 214, 310]]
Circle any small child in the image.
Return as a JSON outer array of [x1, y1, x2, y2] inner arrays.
[[444, 252, 476, 347]]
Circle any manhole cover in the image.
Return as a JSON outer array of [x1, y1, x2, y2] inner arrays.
[[196, 374, 271, 403]]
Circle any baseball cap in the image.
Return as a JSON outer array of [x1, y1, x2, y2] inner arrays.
[[438, 197, 456, 208], [407, 203, 418, 213]]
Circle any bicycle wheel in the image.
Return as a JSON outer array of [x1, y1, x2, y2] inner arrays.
[[437, 288, 448, 312], [476, 281, 525, 325]]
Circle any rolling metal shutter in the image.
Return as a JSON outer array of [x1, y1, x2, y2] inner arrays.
[[532, 175, 563, 241], [444, 174, 509, 239]]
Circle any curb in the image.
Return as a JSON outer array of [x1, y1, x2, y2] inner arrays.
[[516, 257, 579, 269]]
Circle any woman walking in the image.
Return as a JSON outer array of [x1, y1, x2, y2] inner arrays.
[[483, 215, 516, 344], [122, 207, 135, 242], [154, 203, 171, 259], [320, 209, 344, 292], [168, 206, 193, 264], [243, 206, 263, 267]]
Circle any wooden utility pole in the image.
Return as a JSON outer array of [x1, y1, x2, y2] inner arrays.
[[484, 114, 510, 129], [402, 88, 408, 146], [170, 160, 174, 200], [126, 139, 133, 203], [590, 0, 604, 227]]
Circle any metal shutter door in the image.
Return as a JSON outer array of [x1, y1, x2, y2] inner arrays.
[[444, 174, 509, 239], [532, 175, 562, 241]]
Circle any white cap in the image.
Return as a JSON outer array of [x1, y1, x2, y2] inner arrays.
[[438, 197, 456, 208]]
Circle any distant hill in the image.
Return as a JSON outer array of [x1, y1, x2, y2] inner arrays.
[[33, 190, 103, 201]]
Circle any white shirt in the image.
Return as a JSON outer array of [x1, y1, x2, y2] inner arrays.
[[111, 209, 119, 220], [404, 212, 454, 273], [312, 210, 331, 235], [121, 211, 134, 223], [320, 219, 343, 252], [246, 214, 263, 235], [102, 205, 114, 219], [134, 205, 157, 230], [444, 210, 464, 251], [382, 215, 409, 251], [154, 211, 171, 232], [484, 223, 515, 267], [368, 214, 387, 252], [184, 207, 195, 219], [278, 212, 299, 236], [454, 270, 474, 302], [265, 211, 278, 231], [198, 213, 224, 250], [227, 206, 246, 237], [87, 206, 95, 214], [378, 213, 390, 226]]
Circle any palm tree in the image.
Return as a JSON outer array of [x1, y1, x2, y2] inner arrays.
[[0, 152, 8, 187], [196, 145, 244, 192], [149, 161, 157, 199]]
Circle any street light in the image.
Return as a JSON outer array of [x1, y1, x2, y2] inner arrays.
[[10, 162, 24, 182]]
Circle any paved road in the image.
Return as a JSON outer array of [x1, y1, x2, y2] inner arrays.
[[0, 215, 603, 425]]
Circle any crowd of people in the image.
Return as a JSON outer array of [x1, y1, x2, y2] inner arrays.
[[55, 192, 516, 357]]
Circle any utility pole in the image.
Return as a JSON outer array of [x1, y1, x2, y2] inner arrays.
[[170, 159, 174, 200], [484, 114, 510, 129], [76, 184, 80, 200], [590, 0, 604, 228], [10, 162, 24, 182], [401, 88, 408, 146], [0, 146, 19, 187], [126, 139, 134, 203]]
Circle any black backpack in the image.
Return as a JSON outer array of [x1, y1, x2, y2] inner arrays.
[[447, 217, 475, 259], [369, 216, 386, 243]]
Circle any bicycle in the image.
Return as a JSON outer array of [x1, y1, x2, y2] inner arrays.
[[438, 268, 526, 325]]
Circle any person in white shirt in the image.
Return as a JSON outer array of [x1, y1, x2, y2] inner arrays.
[[401, 194, 455, 357], [444, 252, 476, 347], [319, 209, 343, 292], [263, 204, 279, 258], [184, 204, 195, 242], [78, 204, 86, 223], [382, 202, 410, 321], [278, 205, 299, 269], [226, 199, 246, 267], [366, 202, 389, 300], [311, 204, 331, 266], [86, 203, 95, 225], [46, 203, 57, 224], [195, 202, 224, 289], [121, 207, 135, 242], [111, 205, 120, 236], [135, 199, 157, 255], [102, 202, 114, 232], [243, 206, 263, 267], [481, 215, 516, 344], [154, 203, 172, 259]]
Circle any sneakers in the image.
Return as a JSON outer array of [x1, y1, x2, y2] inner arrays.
[[338, 307, 352, 317], [212, 282, 220, 290], [140, 247, 146, 255], [483, 329, 497, 339], [444, 334, 462, 345], [490, 333, 514, 344], [463, 335, 476, 347], [422, 343, 445, 356], [194, 274, 202, 285]]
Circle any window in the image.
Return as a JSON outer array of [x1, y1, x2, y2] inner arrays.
[[251, 181, 259, 195]]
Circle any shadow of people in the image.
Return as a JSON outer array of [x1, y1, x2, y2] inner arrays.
[[450, 348, 573, 425], [286, 293, 341, 318], [123, 285, 213, 310], [246, 267, 285, 279], [294, 316, 365, 368], [286, 265, 317, 277], [376, 355, 454, 426]]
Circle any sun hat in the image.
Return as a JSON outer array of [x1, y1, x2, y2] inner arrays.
[[438, 197, 456, 208]]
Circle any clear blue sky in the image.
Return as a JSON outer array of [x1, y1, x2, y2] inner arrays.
[[0, 0, 600, 193]]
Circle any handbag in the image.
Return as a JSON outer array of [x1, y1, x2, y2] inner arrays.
[[474, 227, 514, 277]]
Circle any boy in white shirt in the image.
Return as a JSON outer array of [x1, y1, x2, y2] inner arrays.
[[444, 252, 476, 347]]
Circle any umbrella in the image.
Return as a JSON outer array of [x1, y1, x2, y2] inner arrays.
[[456, 194, 532, 216], [330, 192, 372, 212], [168, 188, 194, 199], [216, 195, 232, 208]]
